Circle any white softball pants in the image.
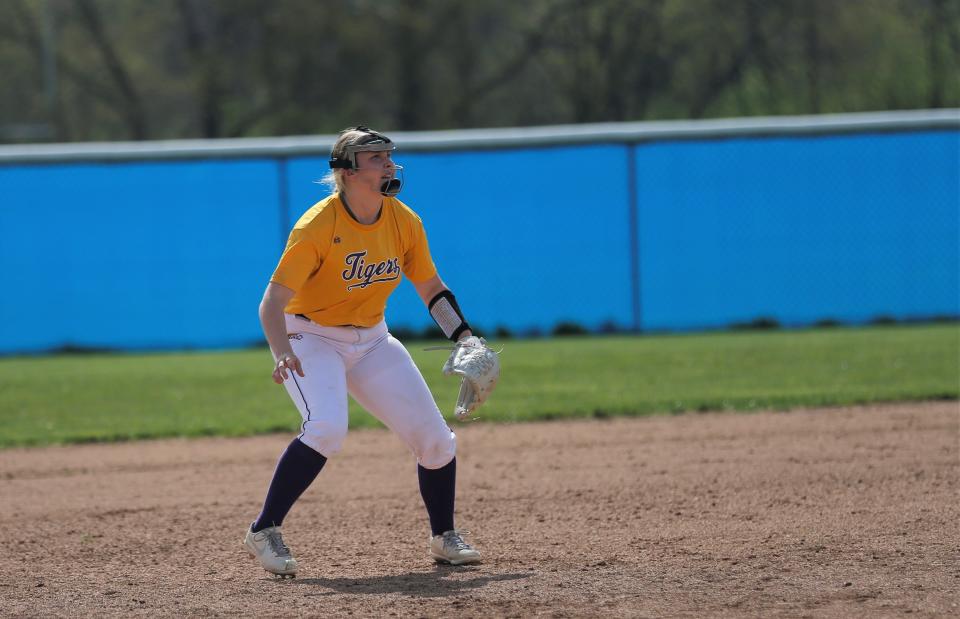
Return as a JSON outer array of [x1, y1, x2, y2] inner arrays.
[[280, 313, 456, 469]]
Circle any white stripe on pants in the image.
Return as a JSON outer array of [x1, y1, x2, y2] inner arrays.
[[281, 313, 456, 469]]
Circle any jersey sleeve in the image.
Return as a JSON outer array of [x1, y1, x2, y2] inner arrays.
[[270, 227, 321, 292], [402, 216, 438, 283]]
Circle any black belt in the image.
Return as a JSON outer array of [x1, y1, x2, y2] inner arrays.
[[296, 314, 364, 328]]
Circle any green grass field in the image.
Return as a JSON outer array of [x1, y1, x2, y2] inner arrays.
[[0, 324, 956, 448]]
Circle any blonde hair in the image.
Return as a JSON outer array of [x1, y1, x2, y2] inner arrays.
[[320, 126, 392, 194]]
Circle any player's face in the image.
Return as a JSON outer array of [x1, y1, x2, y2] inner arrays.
[[352, 150, 397, 192]]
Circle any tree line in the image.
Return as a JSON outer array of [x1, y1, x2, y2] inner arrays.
[[1, 0, 957, 143]]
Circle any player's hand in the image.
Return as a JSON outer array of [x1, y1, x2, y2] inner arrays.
[[273, 353, 305, 384]]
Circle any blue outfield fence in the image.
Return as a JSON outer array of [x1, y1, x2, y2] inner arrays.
[[0, 110, 957, 354], [0, 159, 282, 351], [635, 130, 960, 331]]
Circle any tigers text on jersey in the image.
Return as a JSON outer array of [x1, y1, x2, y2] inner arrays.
[[270, 194, 437, 327]]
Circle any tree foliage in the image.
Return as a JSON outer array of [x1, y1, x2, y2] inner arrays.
[[1, 0, 957, 142]]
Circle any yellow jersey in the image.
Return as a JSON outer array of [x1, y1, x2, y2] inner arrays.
[[270, 194, 437, 327]]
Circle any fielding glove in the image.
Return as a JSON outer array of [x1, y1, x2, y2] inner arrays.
[[441, 336, 500, 420]]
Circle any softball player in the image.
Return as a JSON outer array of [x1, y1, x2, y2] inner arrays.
[[243, 126, 481, 577]]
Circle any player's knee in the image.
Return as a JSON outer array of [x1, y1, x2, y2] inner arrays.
[[299, 419, 348, 458], [416, 428, 456, 470]]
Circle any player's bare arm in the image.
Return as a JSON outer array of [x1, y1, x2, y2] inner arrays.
[[259, 281, 305, 383]]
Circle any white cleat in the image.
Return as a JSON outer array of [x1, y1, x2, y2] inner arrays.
[[243, 525, 298, 578], [430, 530, 481, 565]]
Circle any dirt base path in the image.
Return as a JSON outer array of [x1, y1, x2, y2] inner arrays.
[[1, 402, 957, 618]]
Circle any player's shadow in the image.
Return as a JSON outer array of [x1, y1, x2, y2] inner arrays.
[[293, 565, 530, 598]]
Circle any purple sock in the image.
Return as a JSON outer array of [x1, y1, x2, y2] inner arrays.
[[252, 438, 327, 532], [418, 457, 456, 536]]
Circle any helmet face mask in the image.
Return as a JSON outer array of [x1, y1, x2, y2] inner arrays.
[[345, 141, 392, 168], [329, 127, 403, 197]]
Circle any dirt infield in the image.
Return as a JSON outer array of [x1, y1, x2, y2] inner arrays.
[[0, 402, 957, 618]]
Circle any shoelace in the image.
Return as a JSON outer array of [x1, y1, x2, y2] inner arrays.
[[442, 530, 473, 551], [264, 529, 291, 557]]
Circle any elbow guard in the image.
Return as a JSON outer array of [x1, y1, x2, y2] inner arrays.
[[428, 290, 471, 341]]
